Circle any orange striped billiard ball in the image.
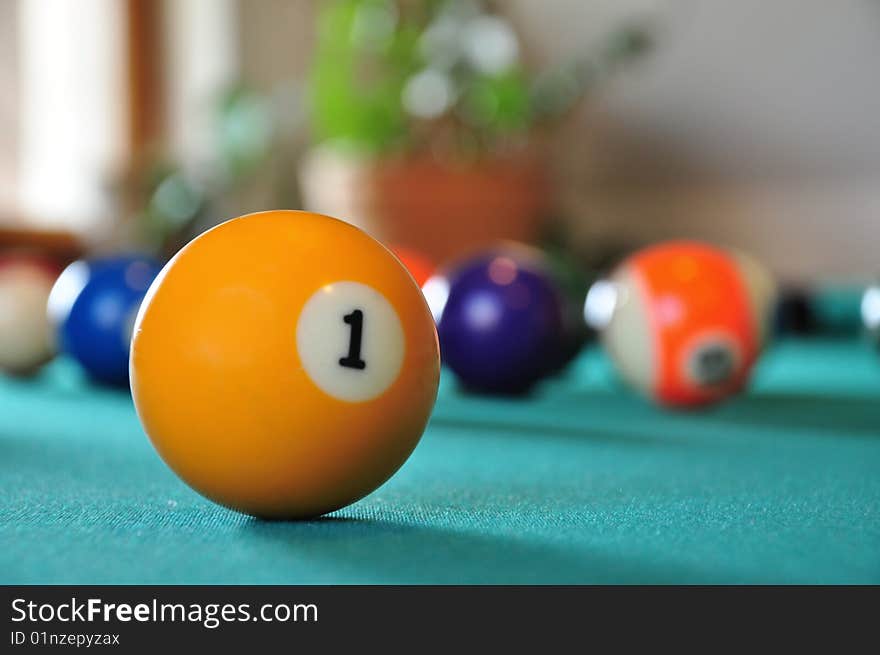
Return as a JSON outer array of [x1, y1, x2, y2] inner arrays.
[[130, 210, 440, 518], [596, 241, 775, 407]]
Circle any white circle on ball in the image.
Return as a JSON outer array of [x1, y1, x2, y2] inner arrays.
[[296, 281, 405, 402]]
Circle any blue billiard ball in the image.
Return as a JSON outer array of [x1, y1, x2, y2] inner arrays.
[[48, 255, 162, 386], [426, 249, 565, 394]]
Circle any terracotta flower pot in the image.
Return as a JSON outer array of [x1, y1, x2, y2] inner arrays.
[[299, 146, 549, 264]]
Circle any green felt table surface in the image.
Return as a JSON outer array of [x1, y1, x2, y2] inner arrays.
[[1, 338, 879, 584]]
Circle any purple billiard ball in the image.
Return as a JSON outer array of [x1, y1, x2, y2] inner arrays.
[[425, 251, 565, 394]]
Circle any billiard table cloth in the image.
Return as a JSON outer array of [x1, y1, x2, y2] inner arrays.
[[2, 338, 878, 584]]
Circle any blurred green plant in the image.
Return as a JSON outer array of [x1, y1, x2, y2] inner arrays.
[[136, 83, 284, 257], [134, 1, 655, 256], [310, 0, 421, 152], [216, 85, 275, 179], [308, 0, 654, 156]]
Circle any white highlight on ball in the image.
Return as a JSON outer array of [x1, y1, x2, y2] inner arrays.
[[862, 286, 880, 332], [583, 278, 617, 331], [464, 292, 501, 331], [422, 275, 450, 323], [47, 260, 90, 329]]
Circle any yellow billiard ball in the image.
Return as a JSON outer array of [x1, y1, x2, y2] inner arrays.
[[130, 210, 440, 519]]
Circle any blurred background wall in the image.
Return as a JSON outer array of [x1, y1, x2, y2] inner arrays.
[[0, 0, 20, 213], [519, 0, 880, 283], [1, 0, 878, 281]]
